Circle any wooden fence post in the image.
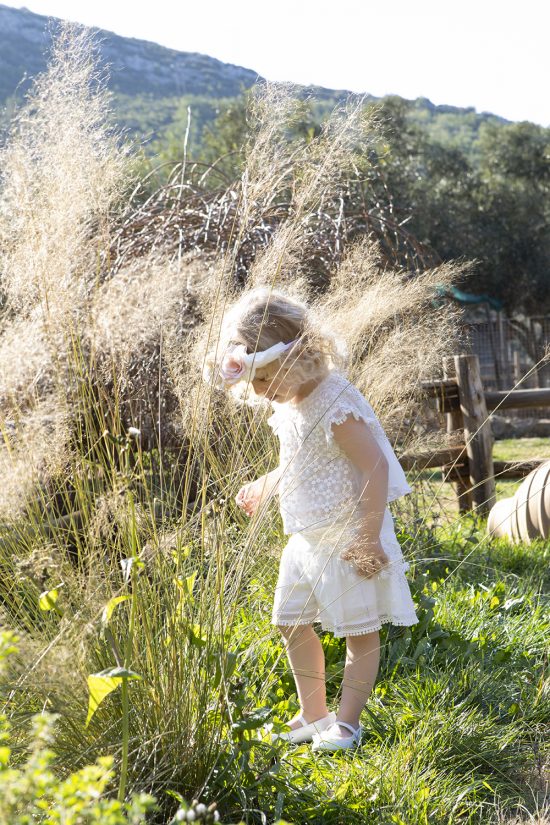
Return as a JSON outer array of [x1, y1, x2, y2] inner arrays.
[[442, 356, 473, 512], [454, 353, 497, 515]]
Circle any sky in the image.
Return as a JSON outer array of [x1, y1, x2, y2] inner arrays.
[[3, 0, 549, 126]]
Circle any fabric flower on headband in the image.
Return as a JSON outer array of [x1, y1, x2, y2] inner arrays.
[[203, 339, 300, 390]]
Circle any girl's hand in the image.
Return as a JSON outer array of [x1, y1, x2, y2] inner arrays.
[[340, 537, 390, 579], [235, 477, 269, 517]]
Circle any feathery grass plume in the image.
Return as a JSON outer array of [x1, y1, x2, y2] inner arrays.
[[288, 91, 379, 217], [240, 81, 311, 230], [0, 395, 73, 520], [247, 86, 380, 291], [0, 20, 136, 509], [314, 235, 469, 451], [0, 20, 132, 320], [85, 248, 204, 394], [85, 247, 207, 456], [0, 312, 53, 409]]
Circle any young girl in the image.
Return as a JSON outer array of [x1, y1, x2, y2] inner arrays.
[[203, 286, 418, 752]]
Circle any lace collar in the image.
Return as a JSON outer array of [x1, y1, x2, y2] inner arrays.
[[271, 369, 338, 416]]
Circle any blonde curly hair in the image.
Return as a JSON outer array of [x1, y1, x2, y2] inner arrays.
[[210, 285, 348, 405]]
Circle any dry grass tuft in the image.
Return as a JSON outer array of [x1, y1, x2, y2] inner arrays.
[[246, 89, 380, 291], [0, 20, 135, 508], [0, 21, 132, 320], [314, 237, 469, 450], [0, 395, 72, 519]]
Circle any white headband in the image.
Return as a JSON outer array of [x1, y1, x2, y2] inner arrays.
[[203, 338, 301, 390]]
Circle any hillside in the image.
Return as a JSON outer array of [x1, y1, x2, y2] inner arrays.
[[0, 2, 509, 154], [0, 3, 262, 100]]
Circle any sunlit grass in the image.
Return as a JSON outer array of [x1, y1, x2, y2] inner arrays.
[[492, 437, 550, 462]]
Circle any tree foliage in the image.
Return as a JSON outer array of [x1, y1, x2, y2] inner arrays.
[[163, 93, 550, 313]]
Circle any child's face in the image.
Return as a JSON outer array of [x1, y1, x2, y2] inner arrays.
[[251, 364, 301, 403]]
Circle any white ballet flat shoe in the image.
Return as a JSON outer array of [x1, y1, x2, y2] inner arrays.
[[271, 710, 337, 744], [311, 720, 363, 751]]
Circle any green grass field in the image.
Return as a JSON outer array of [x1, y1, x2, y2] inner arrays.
[[228, 438, 549, 824], [0, 438, 548, 825], [412, 437, 550, 520]]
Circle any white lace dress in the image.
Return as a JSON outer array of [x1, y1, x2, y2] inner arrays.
[[267, 368, 419, 636]]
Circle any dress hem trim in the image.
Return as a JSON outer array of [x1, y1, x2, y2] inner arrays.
[[271, 614, 419, 637]]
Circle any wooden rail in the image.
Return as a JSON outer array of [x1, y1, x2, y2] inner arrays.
[[421, 383, 550, 412]]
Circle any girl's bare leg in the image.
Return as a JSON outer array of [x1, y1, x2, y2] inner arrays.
[[336, 630, 380, 735], [277, 623, 328, 728]]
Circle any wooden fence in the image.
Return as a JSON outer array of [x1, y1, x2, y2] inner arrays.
[[399, 353, 549, 515]]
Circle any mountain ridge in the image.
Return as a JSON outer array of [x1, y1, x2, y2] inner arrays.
[[0, 3, 511, 152]]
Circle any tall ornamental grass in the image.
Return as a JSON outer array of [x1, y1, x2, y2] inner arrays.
[[0, 20, 546, 825]]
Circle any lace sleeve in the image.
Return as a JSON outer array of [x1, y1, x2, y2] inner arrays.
[[320, 393, 387, 447]]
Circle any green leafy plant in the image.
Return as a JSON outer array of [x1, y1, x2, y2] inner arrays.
[[0, 630, 157, 824]]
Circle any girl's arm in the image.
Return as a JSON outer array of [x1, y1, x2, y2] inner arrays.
[[235, 466, 282, 516], [330, 416, 389, 542], [258, 466, 282, 495]]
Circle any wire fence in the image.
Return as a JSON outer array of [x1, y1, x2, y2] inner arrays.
[[460, 313, 550, 419]]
